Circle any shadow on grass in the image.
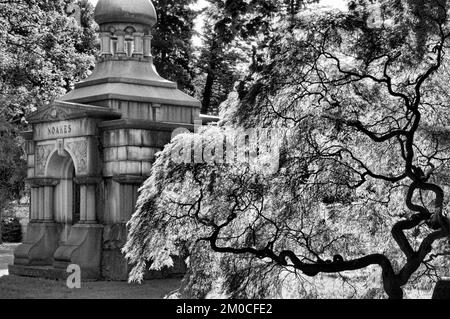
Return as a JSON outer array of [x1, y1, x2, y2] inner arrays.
[[0, 275, 182, 299]]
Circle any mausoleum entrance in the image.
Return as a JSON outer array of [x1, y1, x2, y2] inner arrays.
[[46, 150, 80, 241], [10, 102, 122, 279]]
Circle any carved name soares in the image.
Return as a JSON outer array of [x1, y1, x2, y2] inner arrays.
[[47, 124, 72, 136], [35, 119, 96, 141]]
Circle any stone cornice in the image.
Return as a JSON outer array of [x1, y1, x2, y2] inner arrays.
[[27, 178, 60, 188], [75, 76, 178, 90], [99, 119, 194, 132], [27, 101, 122, 124], [74, 176, 103, 185], [21, 131, 34, 141], [113, 175, 146, 185]]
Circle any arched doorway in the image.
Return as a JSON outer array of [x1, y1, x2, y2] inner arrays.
[[46, 150, 80, 242]]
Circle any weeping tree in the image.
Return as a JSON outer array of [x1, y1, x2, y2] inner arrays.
[[125, 0, 450, 299]]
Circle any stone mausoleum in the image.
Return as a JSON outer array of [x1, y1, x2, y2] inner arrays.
[[9, 0, 201, 280]]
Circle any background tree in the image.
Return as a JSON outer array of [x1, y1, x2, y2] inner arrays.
[[196, 0, 319, 115], [0, 0, 97, 241], [195, 4, 244, 115], [0, 120, 27, 244], [0, 0, 97, 121], [195, 0, 278, 115], [151, 0, 197, 95], [125, 0, 450, 299]]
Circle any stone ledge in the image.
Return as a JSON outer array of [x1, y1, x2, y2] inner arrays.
[[76, 76, 178, 90], [27, 178, 60, 188], [74, 176, 103, 185], [113, 175, 146, 185], [8, 264, 68, 281], [99, 119, 194, 132], [8, 264, 99, 282]]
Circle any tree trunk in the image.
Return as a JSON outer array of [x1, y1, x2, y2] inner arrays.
[[201, 69, 215, 115]]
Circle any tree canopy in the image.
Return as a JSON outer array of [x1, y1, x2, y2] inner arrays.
[[152, 0, 198, 95], [0, 0, 97, 124]]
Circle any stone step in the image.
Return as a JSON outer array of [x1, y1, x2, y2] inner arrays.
[[8, 264, 69, 281], [8, 264, 102, 282]]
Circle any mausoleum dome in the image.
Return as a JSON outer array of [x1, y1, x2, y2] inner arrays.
[[94, 0, 157, 27], [61, 0, 201, 110]]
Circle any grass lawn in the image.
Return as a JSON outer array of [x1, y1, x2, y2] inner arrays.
[[0, 243, 434, 299], [0, 243, 19, 277], [0, 243, 182, 299], [0, 275, 182, 299]]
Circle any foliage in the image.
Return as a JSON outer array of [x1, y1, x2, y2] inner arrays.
[[126, 0, 450, 299], [0, 123, 26, 203], [195, 0, 321, 115], [0, 0, 97, 123], [152, 0, 197, 95], [1, 217, 22, 243], [0, 121, 26, 244]]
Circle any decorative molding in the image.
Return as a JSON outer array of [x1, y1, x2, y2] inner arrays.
[[66, 140, 88, 174], [35, 144, 55, 176], [113, 175, 146, 185], [31, 105, 70, 123], [27, 101, 121, 124]]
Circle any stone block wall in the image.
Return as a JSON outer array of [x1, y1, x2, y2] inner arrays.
[[102, 128, 172, 177], [93, 100, 200, 124]]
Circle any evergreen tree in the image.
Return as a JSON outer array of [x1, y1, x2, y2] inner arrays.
[[195, 6, 245, 115], [151, 0, 197, 95], [196, 0, 317, 115]]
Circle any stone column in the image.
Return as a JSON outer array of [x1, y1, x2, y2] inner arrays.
[[115, 31, 126, 57], [43, 186, 54, 221], [152, 103, 162, 121], [74, 177, 101, 224], [100, 32, 112, 57], [132, 32, 144, 58], [28, 178, 60, 222], [143, 34, 153, 58], [30, 187, 39, 221], [113, 176, 145, 222]]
